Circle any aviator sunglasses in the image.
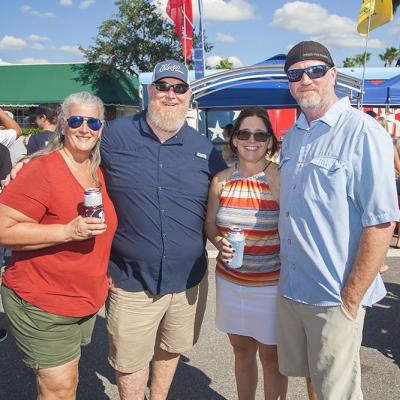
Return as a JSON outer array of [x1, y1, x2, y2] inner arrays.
[[286, 65, 332, 83], [236, 129, 272, 142], [154, 81, 190, 94], [66, 115, 103, 131]]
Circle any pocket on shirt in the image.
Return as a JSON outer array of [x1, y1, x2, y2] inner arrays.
[[303, 156, 347, 201], [179, 156, 210, 198]]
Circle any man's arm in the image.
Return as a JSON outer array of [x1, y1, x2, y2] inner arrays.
[[341, 222, 395, 317], [0, 108, 22, 138]]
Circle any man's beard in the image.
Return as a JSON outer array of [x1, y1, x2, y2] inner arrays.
[[147, 98, 189, 132]]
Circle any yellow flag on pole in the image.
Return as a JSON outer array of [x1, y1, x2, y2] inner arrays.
[[357, 0, 393, 35]]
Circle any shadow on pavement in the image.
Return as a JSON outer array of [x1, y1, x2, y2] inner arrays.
[[168, 356, 227, 400], [0, 312, 114, 400], [363, 282, 400, 368]]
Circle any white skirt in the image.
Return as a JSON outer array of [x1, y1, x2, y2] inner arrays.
[[215, 276, 278, 345]]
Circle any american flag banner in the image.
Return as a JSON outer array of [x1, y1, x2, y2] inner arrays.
[[166, 0, 193, 61]]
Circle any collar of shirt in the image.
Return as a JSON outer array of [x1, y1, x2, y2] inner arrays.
[[139, 110, 185, 145], [295, 97, 351, 131]]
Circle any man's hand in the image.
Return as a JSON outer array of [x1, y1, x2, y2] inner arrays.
[[0, 158, 30, 192]]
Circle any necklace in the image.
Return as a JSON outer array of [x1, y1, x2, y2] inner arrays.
[[263, 160, 272, 172]]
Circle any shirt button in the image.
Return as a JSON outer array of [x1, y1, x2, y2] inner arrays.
[[159, 163, 163, 168], [158, 186, 162, 190], [161, 209, 165, 213], [292, 184, 296, 190]]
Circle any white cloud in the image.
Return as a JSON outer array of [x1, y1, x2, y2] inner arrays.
[[0, 35, 27, 50], [216, 32, 235, 43], [20, 4, 54, 18], [157, 0, 255, 22], [60, 0, 73, 5], [0, 58, 12, 65], [59, 45, 82, 55], [79, 0, 95, 9], [26, 34, 50, 42], [206, 55, 243, 68], [31, 43, 46, 50], [271, 1, 386, 51], [19, 58, 49, 64]]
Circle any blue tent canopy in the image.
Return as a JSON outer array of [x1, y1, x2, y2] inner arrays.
[[362, 74, 400, 106], [191, 56, 363, 110]]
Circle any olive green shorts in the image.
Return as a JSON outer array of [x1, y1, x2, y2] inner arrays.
[[1, 284, 96, 369]]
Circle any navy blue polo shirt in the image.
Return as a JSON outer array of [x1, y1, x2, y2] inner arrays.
[[101, 111, 226, 295]]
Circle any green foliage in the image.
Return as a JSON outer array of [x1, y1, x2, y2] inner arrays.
[[379, 47, 400, 67], [342, 57, 357, 67], [81, 0, 213, 75], [22, 128, 41, 136], [215, 58, 234, 70], [394, 0, 400, 14]]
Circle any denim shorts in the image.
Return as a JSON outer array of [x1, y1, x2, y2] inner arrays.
[[1, 284, 96, 369]]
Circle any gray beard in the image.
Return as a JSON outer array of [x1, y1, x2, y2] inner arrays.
[[147, 101, 188, 133]]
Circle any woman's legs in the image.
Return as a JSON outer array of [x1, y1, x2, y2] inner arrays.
[[228, 334, 258, 400], [258, 343, 287, 400], [36, 357, 80, 400]]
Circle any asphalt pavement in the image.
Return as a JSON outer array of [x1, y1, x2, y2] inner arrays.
[[1, 248, 399, 399]]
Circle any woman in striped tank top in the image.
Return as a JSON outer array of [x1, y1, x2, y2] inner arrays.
[[205, 108, 287, 399]]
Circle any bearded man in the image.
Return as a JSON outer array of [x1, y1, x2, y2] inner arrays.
[[101, 60, 226, 400]]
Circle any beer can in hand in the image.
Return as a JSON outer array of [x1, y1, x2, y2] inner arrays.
[[226, 226, 245, 269], [83, 188, 105, 221]]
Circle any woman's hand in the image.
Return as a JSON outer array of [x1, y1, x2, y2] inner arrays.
[[217, 237, 235, 265], [64, 216, 107, 241]]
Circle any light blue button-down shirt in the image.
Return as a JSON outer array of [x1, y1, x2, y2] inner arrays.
[[279, 97, 400, 307]]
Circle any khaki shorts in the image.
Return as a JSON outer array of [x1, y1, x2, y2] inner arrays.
[[1, 284, 96, 369], [106, 273, 208, 373], [276, 296, 366, 400]]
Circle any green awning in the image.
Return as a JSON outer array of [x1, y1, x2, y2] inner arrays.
[[0, 63, 139, 107]]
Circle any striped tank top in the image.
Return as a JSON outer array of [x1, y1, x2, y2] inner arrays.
[[215, 168, 280, 286]]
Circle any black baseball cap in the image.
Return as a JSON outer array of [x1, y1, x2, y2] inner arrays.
[[284, 41, 334, 72]]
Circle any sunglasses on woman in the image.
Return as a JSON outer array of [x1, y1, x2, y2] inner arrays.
[[153, 81, 190, 94], [286, 65, 331, 83], [66, 115, 103, 131], [236, 129, 272, 142]]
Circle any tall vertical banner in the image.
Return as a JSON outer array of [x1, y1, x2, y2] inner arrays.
[[194, 0, 205, 79], [166, 0, 193, 61], [357, 0, 393, 35]]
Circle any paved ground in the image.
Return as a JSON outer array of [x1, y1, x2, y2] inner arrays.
[[1, 248, 399, 399]]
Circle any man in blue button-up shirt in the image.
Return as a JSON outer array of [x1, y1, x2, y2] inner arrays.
[[101, 60, 226, 400], [276, 41, 399, 400]]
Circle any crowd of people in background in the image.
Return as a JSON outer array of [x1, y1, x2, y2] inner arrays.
[[0, 41, 399, 400]]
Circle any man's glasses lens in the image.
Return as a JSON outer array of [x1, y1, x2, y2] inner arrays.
[[236, 130, 271, 142], [287, 65, 331, 82], [67, 116, 102, 131], [154, 82, 189, 94]]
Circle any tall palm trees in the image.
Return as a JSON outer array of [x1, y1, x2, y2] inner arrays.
[[379, 47, 400, 66]]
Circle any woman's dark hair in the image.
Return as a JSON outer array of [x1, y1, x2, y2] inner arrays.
[[34, 103, 60, 124], [229, 107, 279, 156]]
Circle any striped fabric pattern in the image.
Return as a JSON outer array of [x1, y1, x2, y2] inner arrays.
[[216, 170, 280, 286]]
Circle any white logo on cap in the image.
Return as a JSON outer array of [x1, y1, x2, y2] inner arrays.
[[159, 63, 184, 75]]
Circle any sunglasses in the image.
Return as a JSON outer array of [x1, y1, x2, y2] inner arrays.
[[287, 65, 331, 83], [66, 115, 103, 131], [236, 130, 272, 142], [153, 81, 190, 94]]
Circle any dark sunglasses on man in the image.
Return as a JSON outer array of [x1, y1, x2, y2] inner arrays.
[[66, 115, 103, 131], [153, 81, 190, 94], [236, 129, 272, 142], [286, 65, 332, 83]]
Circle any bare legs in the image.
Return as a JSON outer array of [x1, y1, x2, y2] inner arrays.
[[306, 377, 318, 400], [36, 357, 79, 400], [115, 347, 180, 400], [228, 334, 287, 400]]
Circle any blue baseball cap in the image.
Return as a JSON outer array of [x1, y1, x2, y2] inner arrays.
[[152, 60, 189, 84]]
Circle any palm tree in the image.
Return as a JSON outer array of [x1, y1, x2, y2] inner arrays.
[[343, 57, 357, 67], [215, 58, 234, 70], [354, 52, 371, 66], [379, 47, 400, 66]]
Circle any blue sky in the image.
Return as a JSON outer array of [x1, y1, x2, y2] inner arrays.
[[1, 0, 400, 69]]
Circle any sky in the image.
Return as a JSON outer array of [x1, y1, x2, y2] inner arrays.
[[1, 0, 400, 69]]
